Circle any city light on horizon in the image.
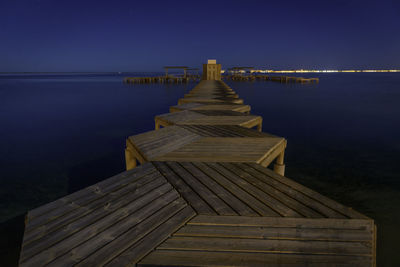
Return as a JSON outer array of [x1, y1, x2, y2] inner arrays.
[[221, 69, 400, 74]]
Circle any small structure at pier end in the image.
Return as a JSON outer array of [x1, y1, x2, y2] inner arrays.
[[202, 59, 222, 80]]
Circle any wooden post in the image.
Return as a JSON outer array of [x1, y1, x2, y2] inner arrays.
[[257, 121, 262, 132], [155, 120, 160, 130], [273, 151, 285, 176], [125, 148, 137, 170]]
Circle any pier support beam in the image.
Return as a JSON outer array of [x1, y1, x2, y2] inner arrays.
[[125, 148, 137, 170], [257, 121, 262, 132], [273, 151, 285, 176]]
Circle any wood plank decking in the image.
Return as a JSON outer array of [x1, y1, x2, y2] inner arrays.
[[18, 78, 376, 266], [142, 215, 374, 267], [155, 110, 263, 131], [125, 125, 286, 173], [170, 103, 251, 114]]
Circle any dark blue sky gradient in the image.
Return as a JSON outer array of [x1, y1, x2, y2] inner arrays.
[[1, 0, 399, 72]]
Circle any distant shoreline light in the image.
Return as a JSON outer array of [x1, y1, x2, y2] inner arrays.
[[221, 69, 400, 74]]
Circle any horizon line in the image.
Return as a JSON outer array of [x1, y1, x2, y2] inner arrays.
[[2, 69, 400, 74]]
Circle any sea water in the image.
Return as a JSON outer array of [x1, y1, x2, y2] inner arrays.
[[0, 73, 399, 266]]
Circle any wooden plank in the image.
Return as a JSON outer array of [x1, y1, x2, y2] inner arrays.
[[179, 125, 242, 137], [178, 97, 244, 105], [179, 116, 261, 128], [134, 131, 200, 154], [175, 225, 373, 242], [131, 125, 197, 146], [178, 125, 222, 137], [153, 162, 216, 215], [128, 126, 202, 161], [20, 182, 176, 266], [219, 125, 269, 137], [209, 125, 272, 137], [53, 196, 188, 266], [236, 163, 347, 218], [194, 117, 260, 131], [191, 104, 251, 113], [193, 162, 279, 216], [207, 162, 302, 217], [154, 137, 283, 163], [158, 236, 372, 256], [179, 162, 257, 216], [24, 164, 158, 235], [222, 162, 323, 218], [104, 206, 196, 266], [192, 110, 245, 116], [165, 162, 237, 215], [197, 125, 244, 137], [176, 125, 219, 137], [215, 97, 244, 104], [169, 103, 203, 113], [188, 215, 374, 231], [26, 163, 156, 222], [155, 110, 207, 124], [258, 140, 286, 167], [184, 93, 239, 98], [23, 171, 165, 246], [247, 163, 369, 219], [139, 250, 372, 267]]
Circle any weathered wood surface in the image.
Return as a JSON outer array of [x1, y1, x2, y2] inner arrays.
[[184, 92, 239, 98], [126, 125, 285, 170], [19, 164, 196, 266], [140, 215, 374, 267], [189, 80, 233, 90], [155, 110, 262, 130], [126, 125, 202, 163], [19, 161, 375, 266], [170, 103, 251, 114], [153, 137, 285, 166], [178, 96, 244, 105], [153, 162, 369, 219], [179, 125, 276, 137], [177, 80, 244, 104]]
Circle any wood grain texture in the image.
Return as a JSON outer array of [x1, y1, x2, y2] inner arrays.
[[139, 250, 372, 267], [178, 97, 244, 105], [153, 137, 284, 164], [140, 214, 375, 267]]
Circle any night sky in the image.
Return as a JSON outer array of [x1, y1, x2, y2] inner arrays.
[[1, 0, 399, 72]]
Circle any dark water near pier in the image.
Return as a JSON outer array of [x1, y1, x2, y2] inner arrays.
[[1, 73, 399, 266]]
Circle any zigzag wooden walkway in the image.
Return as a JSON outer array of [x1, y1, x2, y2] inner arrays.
[[18, 80, 376, 266]]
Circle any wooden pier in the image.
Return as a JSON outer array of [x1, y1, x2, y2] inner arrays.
[[18, 63, 375, 266], [123, 72, 318, 85], [169, 103, 251, 114]]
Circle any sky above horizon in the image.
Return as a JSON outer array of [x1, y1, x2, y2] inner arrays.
[[1, 0, 399, 72]]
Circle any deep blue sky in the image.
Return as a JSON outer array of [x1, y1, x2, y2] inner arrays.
[[1, 0, 399, 72]]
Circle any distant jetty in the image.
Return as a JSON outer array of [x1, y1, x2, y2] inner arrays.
[[124, 74, 319, 84], [124, 75, 200, 84]]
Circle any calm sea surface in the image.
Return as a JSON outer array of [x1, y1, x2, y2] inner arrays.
[[1, 73, 399, 266]]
